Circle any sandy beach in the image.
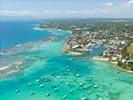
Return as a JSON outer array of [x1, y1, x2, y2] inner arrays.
[[90, 56, 109, 61], [66, 51, 83, 55], [117, 66, 133, 74]]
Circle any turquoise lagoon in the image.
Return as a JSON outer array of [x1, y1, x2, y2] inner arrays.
[[0, 21, 133, 100]]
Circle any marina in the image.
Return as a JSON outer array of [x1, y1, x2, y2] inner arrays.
[[0, 26, 133, 100]]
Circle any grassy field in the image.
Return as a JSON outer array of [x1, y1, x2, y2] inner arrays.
[[127, 42, 133, 58]]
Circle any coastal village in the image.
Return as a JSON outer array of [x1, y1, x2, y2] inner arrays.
[[38, 19, 133, 72], [1, 0, 133, 99], [0, 19, 133, 100]]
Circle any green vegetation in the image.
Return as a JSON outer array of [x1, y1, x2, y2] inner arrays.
[[122, 41, 133, 59], [38, 18, 133, 72], [127, 42, 133, 58]]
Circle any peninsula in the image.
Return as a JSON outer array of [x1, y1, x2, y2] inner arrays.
[[38, 19, 133, 72]]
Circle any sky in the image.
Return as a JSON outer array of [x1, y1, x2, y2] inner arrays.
[[0, 0, 133, 20]]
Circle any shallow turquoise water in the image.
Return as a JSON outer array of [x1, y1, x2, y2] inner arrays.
[[0, 23, 133, 100]]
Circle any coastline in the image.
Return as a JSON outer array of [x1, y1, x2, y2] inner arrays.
[[0, 26, 73, 80], [23, 25, 133, 74], [117, 66, 133, 74], [89, 56, 133, 73], [0, 32, 55, 80], [1, 20, 133, 100], [35, 26, 84, 57], [64, 48, 84, 55], [33, 26, 70, 33], [90, 56, 109, 61], [62, 30, 133, 74], [65, 51, 83, 55]]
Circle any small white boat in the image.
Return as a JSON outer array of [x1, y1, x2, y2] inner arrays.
[[65, 82, 70, 85], [46, 93, 50, 96], [79, 82, 84, 86], [76, 74, 80, 77], [81, 96, 88, 100], [15, 90, 20, 93], [62, 95, 67, 99], [36, 79, 40, 82], [98, 97, 103, 100], [54, 87, 59, 91], [94, 85, 98, 88], [39, 84, 44, 88], [28, 83, 32, 86]]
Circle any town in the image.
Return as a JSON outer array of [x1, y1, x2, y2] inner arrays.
[[38, 19, 133, 72]]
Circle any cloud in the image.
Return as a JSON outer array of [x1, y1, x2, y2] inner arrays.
[[0, 10, 106, 18], [104, 2, 114, 7], [0, 1, 133, 18], [128, 0, 133, 5], [0, 11, 34, 16]]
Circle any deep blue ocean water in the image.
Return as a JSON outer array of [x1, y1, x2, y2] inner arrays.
[[0, 21, 51, 49], [0, 20, 133, 100]]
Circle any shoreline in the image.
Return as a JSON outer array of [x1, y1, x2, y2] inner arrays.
[[0, 34, 55, 80], [90, 56, 109, 61], [33, 26, 72, 33], [0, 35, 55, 55], [117, 66, 133, 74], [64, 48, 84, 55], [1, 25, 132, 80], [0, 27, 71, 80], [89, 56, 133, 73], [65, 51, 83, 55], [64, 42, 133, 74]]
